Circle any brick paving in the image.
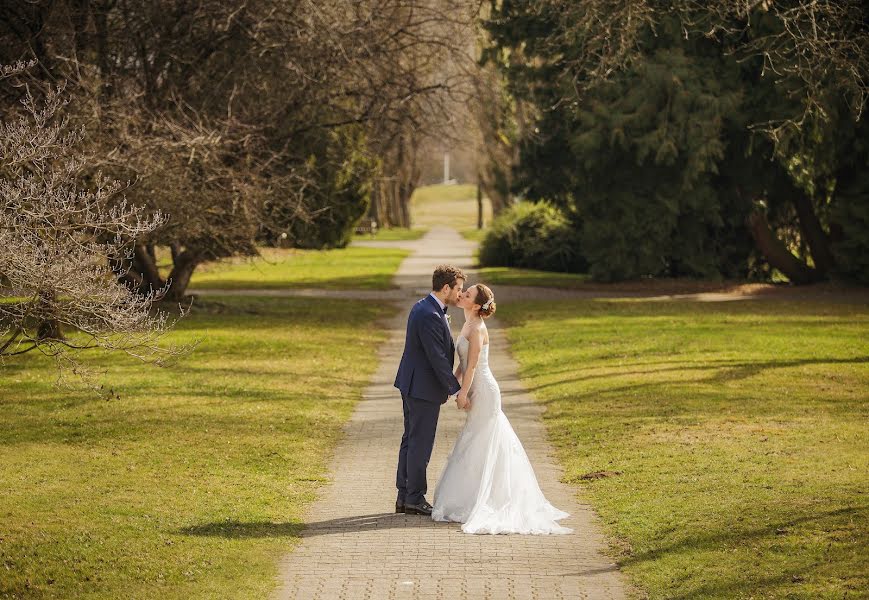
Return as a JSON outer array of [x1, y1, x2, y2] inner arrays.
[[271, 226, 630, 600]]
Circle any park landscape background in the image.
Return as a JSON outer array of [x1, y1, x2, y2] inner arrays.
[[3, 185, 867, 599], [1, 2, 868, 599]]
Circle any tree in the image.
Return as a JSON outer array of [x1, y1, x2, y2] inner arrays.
[[0, 0, 481, 298], [0, 62, 179, 379], [480, 0, 869, 282]]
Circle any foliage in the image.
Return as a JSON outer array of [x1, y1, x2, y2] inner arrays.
[[479, 201, 585, 273], [481, 0, 869, 283], [276, 127, 378, 249], [499, 297, 869, 598], [831, 189, 869, 284]]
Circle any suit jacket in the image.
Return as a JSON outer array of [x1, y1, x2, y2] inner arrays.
[[394, 295, 461, 403]]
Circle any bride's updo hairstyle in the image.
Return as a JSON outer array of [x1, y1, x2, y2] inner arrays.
[[474, 284, 496, 319]]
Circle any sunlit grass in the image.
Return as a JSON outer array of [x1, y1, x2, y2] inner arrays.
[[411, 184, 493, 230], [460, 228, 487, 243], [475, 266, 590, 288], [188, 246, 408, 290], [353, 227, 427, 241], [498, 298, 868, 599], [0, 295, 390, 599]]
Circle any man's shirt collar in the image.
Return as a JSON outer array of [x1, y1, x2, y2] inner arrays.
[[429, 292, 446, 311]]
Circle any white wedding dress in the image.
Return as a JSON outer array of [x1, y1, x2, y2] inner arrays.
[[431, 334, 572, 535]]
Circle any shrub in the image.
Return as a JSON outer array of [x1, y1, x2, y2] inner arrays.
[[479, 202, 586, 272]]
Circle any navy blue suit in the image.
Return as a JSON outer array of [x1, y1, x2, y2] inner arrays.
[[394, 294, 461, 505]]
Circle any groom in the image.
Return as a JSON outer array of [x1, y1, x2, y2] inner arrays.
[[393, 264, 465, 515]]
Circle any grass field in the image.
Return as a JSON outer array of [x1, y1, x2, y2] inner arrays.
[[460, 228, 487, 243], [353, 227, 427, 241], [411, 184, 493, 230], [0, 295, 390, 599], [475, 266, 591, 288], [497, 298, 868, 599], [187, 246, 408, 291]]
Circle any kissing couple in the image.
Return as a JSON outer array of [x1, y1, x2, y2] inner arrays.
[[394, 265, 571, 535]]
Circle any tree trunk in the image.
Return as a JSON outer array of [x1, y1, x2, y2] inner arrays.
[[398, 185, 411, 228], [368, 179, 381, 225], [477, 181, 483, 229], [386, 178, 402, 227], [747, 209, 821, 284], [163, 250, 200, 302], [133, 243, 165, 293], [478, 163, 512, 216], [37, 318, 63, 341], [36, 291, 63, 341], [93, 4, 113, 100], [792, 187, 835, 274]]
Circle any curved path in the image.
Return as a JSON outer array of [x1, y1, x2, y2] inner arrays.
[[270, 226, 630, 600]]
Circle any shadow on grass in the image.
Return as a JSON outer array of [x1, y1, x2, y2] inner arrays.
[[525, 356, 869, 396], [620, 505, 866, 568], [179, 520, 303, 539], [610, 504, 867, 598], [179, 512, 441, 540]]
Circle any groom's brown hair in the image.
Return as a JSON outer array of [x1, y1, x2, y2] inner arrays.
[[432, 265, 466, 291]]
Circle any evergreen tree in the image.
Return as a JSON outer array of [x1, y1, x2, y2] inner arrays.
[[482, 0, 869, 283]]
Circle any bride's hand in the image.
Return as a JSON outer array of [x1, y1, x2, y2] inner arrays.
[[456, 391, 470, 410]]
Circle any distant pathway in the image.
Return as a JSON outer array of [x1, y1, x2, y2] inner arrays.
[[269, 226, 630, 600]]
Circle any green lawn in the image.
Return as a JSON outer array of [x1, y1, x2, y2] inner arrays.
[[460, 228, 487, 243], [475, 266, 590, 288], [0, 295, 390, 599], [353, 227, 427, 241], [411, 184, 493, 230], [188, 246, 408, 290], [498, 298, 868, 599]]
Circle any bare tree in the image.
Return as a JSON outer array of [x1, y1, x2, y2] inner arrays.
[[352, 0, 481, 227], [0, 0, 485, 290], [0, 62, 181, 381], [682, 0, 869, 136]]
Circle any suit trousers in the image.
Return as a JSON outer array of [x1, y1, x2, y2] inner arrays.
[[396, 393, 442, 506]]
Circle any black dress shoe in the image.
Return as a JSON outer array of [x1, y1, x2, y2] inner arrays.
[[404, 501, 433, 516], [395, 500, 405, 513]]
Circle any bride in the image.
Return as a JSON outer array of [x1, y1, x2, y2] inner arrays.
[[431, 283, 572, 535]]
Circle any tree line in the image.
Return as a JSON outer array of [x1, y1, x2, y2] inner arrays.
[[0, 0, 477, 373]]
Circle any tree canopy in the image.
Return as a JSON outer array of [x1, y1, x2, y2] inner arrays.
[[478, 0, 869, 283]]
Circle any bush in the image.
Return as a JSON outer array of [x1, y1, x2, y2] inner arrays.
[[479, 201, 587, 272]]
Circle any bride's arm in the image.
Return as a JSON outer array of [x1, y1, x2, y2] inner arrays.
[[457, 330, 482, 410]]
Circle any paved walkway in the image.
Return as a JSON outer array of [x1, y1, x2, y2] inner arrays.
[[271, 226, 630, 600]]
